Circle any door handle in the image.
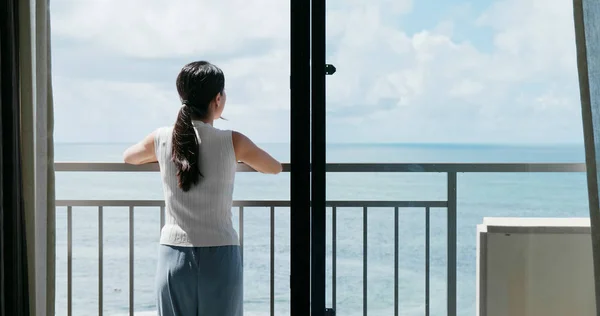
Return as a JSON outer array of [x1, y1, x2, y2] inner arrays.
[[325, 64, 336, 75]]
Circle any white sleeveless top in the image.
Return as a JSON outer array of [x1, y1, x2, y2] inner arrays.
[[154, 120, 239, 247]]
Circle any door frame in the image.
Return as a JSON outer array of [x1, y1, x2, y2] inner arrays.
[[311, 0, 327, 314], [290, 0, 328, 315]]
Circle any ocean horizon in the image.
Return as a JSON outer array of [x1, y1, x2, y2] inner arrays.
[[55, 142, 590, 316]]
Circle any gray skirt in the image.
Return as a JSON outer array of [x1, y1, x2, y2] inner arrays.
[[156, 244, 243, 316]]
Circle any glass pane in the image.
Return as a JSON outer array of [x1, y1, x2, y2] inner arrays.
[[51, 1, 291, 315], [325, 0, 585, 315]]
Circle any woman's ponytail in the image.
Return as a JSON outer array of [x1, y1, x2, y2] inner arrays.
[[171, 105, 201, 192]]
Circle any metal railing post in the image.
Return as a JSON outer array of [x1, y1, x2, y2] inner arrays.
[[447, 172, 457, 316]]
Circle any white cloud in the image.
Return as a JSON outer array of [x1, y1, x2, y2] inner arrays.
[[52, 76, 178, 142], [478, 0, 577, 77], [52, 74, 292, 143], [52, 0, 290, 58], [448, 79, 485, 98], [51, 0, 583, 144], [324, 0, 581, 143]]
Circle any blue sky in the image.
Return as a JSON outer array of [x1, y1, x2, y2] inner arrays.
[[50, 0, 582, 144]]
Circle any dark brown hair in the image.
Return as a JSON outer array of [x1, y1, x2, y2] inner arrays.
[[172, 61, 225, 191]]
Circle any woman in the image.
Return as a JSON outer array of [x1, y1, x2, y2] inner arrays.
[[123, 61, 282, 316]]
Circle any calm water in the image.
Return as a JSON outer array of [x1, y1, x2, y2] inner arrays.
[[55, 143, 590, 316]]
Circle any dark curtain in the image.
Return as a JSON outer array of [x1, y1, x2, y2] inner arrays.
[[574, 0, 600, 310], [0, 0, 30, 315]]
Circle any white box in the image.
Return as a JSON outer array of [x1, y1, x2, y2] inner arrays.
[[477, 217, 595, 316]]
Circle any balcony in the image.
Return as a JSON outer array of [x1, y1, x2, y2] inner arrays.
[[54, 162, 588, 316]]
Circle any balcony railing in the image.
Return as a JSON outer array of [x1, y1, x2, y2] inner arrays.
[[54, 162, 586, 316]]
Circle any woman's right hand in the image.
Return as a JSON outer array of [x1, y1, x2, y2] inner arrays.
[[232, 131, 282, 174]]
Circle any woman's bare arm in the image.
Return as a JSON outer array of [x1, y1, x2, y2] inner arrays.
[[232, 131, 282, 174], [123, 131, 158, 165]]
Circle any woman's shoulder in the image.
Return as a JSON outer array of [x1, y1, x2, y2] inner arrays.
[[153, 126, 174, 143], [206, 124, 233, 137], [157, 126, 174, 133]]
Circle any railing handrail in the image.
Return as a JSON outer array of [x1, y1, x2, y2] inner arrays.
[[55, 199, 447, 208], [54, 162, 586, 173]]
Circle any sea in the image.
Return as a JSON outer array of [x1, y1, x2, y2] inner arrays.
[[54, 142, 590, 316]]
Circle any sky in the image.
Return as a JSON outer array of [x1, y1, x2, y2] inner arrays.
[[50, 0, 583, 145]]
